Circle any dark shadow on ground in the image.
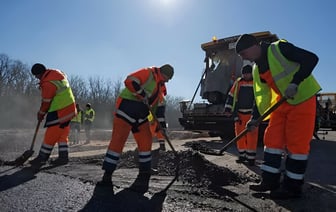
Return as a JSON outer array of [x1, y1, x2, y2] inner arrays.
[[189, 138, 336, 211], [251, 183, 336, 211], [0, 167, 36, 191], [183, 139, 264, 174], [209, 184, 258, 212], [306, 139, 336, 186], [185, 138, 336, 186], [79, 185, 167, 212]]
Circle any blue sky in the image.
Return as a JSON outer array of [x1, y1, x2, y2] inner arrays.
[[1, 0, 335, 100]]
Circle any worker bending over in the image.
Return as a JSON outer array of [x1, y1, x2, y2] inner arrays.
[[29, 63, 76, 168], [98, 64, 174, 193]]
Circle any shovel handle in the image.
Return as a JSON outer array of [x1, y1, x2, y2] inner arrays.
[[147, 106, 178, 155], [147, 105, 180, 180], [30, 121, 41, 150], [218, 97, 287, 154]]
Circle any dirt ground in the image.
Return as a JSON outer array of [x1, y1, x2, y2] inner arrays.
[[0, 128, 336, 212]]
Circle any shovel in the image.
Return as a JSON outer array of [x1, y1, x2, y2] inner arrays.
[[200, 97, 287, 156], [148, 105, 180, 185], [5, 121, 41, 166]]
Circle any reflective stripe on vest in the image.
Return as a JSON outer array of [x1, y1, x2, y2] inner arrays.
[[48, 79, 75, 112], [231, 78, 241, 111], [119, 68, 160, 105], [253, 40, 321, 116], [268, 40, 321, 105]]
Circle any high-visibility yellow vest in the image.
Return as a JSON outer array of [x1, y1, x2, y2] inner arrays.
[[85, 108, 95, 122], [253, 40, 321, 116], [71, 111, 82, 123], [48, 79, 75, 112]]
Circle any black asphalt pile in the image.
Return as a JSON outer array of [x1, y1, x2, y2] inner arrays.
[[118, 149, 252, 187], [71, 148, 253, 188], [184, 140, 221, 153]]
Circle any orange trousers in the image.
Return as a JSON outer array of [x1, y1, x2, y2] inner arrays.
[[235, 113, 258, 152], [149, 120, 165, 140], [43, 125, 70, 146], [264, 96, 316, 154], [108, 117, 152, 153]]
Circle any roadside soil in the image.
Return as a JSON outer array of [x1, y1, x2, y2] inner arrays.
[[0, 129, 335, 212]]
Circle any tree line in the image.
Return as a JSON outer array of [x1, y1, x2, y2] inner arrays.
[[0, 53, 184, 129]]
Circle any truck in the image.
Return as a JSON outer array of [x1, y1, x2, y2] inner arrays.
[[178, 31, 278, 141], [316, 92, 336, 130]]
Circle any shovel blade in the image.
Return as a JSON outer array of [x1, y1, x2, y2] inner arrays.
[[13, 150, 34, 166], [199, 149, 223, 156]]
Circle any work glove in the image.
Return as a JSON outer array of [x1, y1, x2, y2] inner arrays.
[[136, 90, 149, 105], [159, 121, 167, 129], [37, 111, 45, 121], [246, 119, 258, 132], [284, 83, 298, 99]]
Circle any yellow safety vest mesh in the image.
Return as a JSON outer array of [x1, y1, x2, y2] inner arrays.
[[48, 79, 75, 112], [85, 108, 95, 122], [253, 40, 321, 116], [71, 111, 82, 123]]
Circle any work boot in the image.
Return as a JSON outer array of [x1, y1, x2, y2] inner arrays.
[[235, 156, 246, 164], [270, 175, 303, 199], [159, 143, 166, 151], [96, 171, 113, 188], [49, 157, 69, 166], [129, 172, 151, 193], [270, 186, 302, 199], [249, 180, 280, 192], [29, 156, 47, 169]]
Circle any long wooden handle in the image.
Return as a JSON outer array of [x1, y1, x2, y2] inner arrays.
[[219, 97, 287, 154], [30, 121, 41, 150]]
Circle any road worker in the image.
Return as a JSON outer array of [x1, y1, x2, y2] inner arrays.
[[148, 83, 167, 151], [29, 63, 76, 168], [224, 65, 258, 166], [70, 103, 83, 145], [235, 34, 321, 199], [84, 103, 95, 144], [97, 64, 174, 193]]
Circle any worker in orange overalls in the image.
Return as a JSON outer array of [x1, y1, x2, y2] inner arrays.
[[97, 64, 174, 193], [148, 83, 167, 151], [236, 34, 321, 199], [224, 65, 258, 166], [29, 63, 76, 169]]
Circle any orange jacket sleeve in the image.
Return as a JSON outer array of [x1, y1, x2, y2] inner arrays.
[[124, 68, 152, 94], [39, 81, 57, 114]]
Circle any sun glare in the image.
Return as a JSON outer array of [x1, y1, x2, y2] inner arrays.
[[148, 0, 180, 9], [159, 0, 176, 6]]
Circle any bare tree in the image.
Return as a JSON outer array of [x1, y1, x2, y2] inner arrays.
[[0, 54, 10, 96], [0, 54, 184, 129], [111, 78, 122, 106], [68, 75, 88, 102], [87, 76, 114, 105], [5, 60, 31, 95]]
